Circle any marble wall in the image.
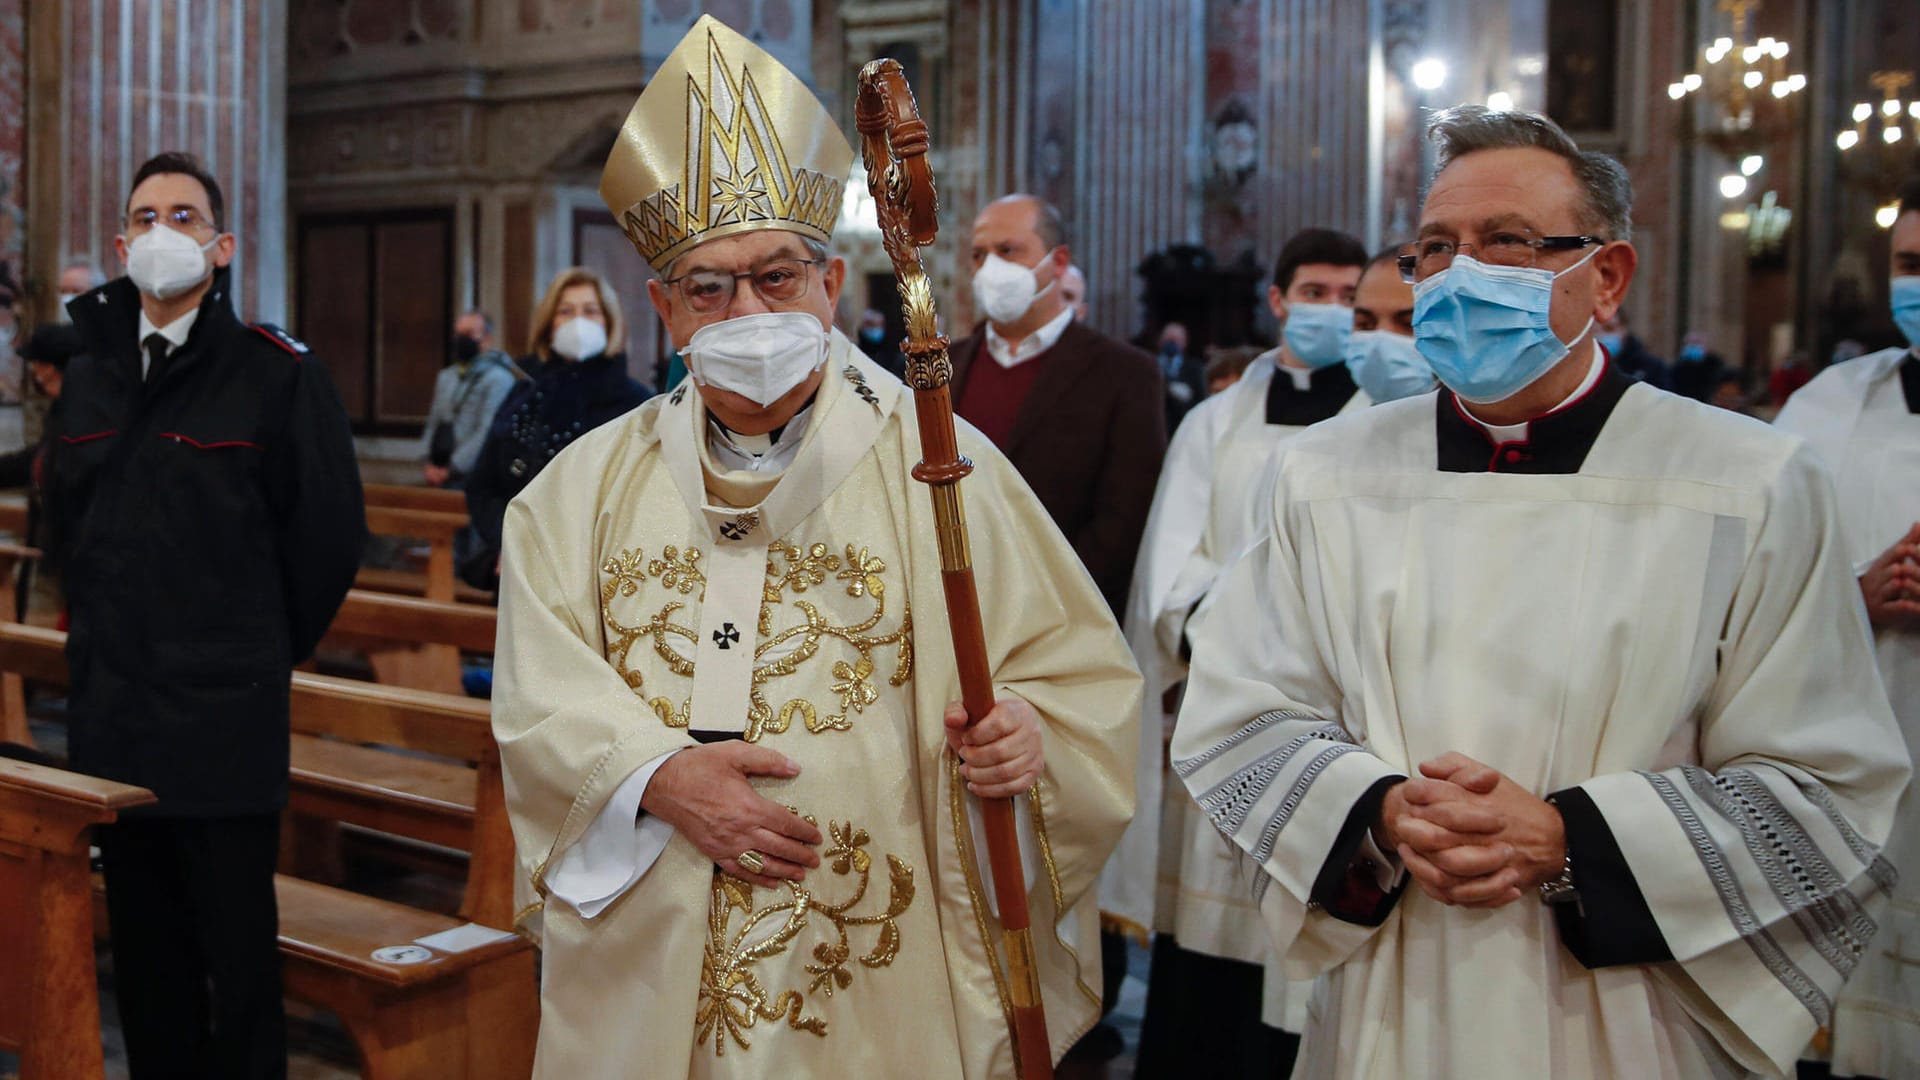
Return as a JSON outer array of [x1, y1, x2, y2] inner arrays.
[[60, 1, 287, 323], [0, 0, 24, 398]]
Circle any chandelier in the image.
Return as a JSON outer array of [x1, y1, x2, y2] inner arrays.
[[1833, 71, 1920, 226], [1667, 0, 1805, 199]]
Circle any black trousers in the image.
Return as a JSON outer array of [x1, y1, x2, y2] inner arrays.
[[97, 814, 287, 1080], [1135, 935, 1299, 1079]]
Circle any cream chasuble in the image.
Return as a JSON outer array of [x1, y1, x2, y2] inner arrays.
[[1176, 383, 1909, 1079], [1776, 345, 1920, 1077], [1118, 353, 1364, 1021], [493, 338, 1140, 1080]]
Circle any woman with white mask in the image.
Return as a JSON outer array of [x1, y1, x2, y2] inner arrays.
[[463, 266, 653, 588]]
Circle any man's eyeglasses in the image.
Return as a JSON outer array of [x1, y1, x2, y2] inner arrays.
[[125, 207, 218, 234], [664, 259, 821, 314], [1398, 230, 1601, 283]]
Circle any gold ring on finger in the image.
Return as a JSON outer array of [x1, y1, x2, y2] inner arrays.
[[735, 849, 766, 874]]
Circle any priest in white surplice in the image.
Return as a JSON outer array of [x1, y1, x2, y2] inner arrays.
[[491, 19, 1139, 1080], [1127, 228, 1370, 1075], [1175, 106, 1911, 1080], [1774, 177, 1920, 1079]]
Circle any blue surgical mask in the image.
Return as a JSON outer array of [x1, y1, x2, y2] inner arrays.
[[1893, 276, 1920, 349], [1345, 329, 1435, 403], [1282, 302, 1353, 369], [1679, 344, 1706, 362], [1595, 332, 1623, 355], [1412, 251, 1599, 405]]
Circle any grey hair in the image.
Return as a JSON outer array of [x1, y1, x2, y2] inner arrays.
[[61, 260, 107, 287], [1426, 105, 1633, 243], [460, 307, 495, 336], [1034, 201, 1068, 251], [657, 235, 832, 281]]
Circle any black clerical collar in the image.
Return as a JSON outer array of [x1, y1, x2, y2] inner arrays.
[[1266, 361, 1358, 426], [1435, 365, 1633, 474], [1900, 353, 1920, 415], [705, 391, 820, 449]]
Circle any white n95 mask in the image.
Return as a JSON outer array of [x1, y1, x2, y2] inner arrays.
[[684, 311, 828, 407], [126, 227, 217, 300], [970, 251, 1057, 325], [550, 317, 609, 362]]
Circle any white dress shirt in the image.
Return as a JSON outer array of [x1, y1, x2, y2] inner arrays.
[[983, 306, 1073, 369], [137, 307, 201, 378]]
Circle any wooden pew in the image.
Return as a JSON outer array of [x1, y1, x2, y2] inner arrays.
[[355, 503, 494, 607], [363, 483, 467, 516], [0, 541, 41, 747], [352, 506, 477, 699], [0, 626, 536, 1079], [0, 759, 154, 1079], [329, 590, 498, 657], [362, 506, 468, 605], [325, 589, 497, 695], [0, 623, 510, 927], [0, 494, 26, 537]]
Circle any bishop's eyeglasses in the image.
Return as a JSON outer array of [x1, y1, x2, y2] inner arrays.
[[664, 258, 823, 314], [1398, 229, 1601, 283]]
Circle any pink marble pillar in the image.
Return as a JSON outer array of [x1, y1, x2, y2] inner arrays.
[[60, 0, 286, 323], [0, 0, 25, 399]]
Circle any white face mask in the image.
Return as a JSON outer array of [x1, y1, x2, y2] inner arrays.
[[970, 250, 1058, 325], [683, 311, 828, 407], [126, 226, 217, 300], [550, 316, 609, 362]]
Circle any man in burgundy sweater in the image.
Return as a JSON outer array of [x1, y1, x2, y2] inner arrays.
[[950, 195, 1167, 617]]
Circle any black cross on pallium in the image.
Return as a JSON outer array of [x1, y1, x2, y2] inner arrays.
[[719, 520, 749, 541], [713, 623, 740, 650]]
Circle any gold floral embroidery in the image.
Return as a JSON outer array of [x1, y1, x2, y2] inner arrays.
[[695, 817, 916, 1054], [599, 545, 706, 607], [830, 657, 879, 715], [601, 538, 913, 737], [650, 546, 708, 597], [751, 542, 912, 740]]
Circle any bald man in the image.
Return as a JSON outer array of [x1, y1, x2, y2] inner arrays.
[[951, 194, 1165, 613], [1061, 263, 1089, 322], [948, 195, 1166, 1057]]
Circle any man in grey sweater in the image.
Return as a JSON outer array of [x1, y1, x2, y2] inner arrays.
[[424, 307, 519, 487]]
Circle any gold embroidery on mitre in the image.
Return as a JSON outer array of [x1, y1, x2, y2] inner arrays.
[[598, 539, 912, 737], [600, 15, 854, 272], [695, 817, 916, 1054]]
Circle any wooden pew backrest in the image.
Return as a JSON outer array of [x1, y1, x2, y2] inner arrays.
[[363, 484, 468, 516], [329, 590, 498, 655]]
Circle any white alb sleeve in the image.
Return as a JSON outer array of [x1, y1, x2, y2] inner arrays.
[[545, 749, 684, 918]]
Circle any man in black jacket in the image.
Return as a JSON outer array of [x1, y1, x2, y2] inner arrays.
[[57, 152, 365, 1079]]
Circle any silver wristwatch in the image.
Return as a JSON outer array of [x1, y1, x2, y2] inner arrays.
[[1539, 795, 1580, 913], [1538, 852, 1578, 907]]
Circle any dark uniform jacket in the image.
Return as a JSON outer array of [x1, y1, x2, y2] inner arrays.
[[462, 351, 651, 586], [949, 320, 1168, 614], [57, 270, 366, 816]]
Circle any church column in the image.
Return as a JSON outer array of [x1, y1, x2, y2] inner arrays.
[[56, 0, 288, 322], [1068, 1, 1204, 338]]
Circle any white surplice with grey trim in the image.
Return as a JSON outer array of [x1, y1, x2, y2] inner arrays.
[[1776, 345, 1920, 1080], [1176, 385, 1910, 1079]]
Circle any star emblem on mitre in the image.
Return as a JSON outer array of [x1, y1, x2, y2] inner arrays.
[[601, 15, 854, 272]]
